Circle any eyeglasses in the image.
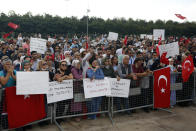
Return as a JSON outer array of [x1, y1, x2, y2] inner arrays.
[[43, 63, 47, 66], [61, 64, 67, 66]]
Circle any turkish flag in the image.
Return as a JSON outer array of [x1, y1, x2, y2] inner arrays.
[[175, 14, 186, 20], [160, 52, 169, 65], [154, 67, 170, 108], [156, 36, 162, 56], [86, 42, 88, 50], [182, 56, 194, 82], [124, 36, 128, 45], [3, 31, 13, 39], [185, 38, 191, 45], [5, 87, 46, 129], [8, 22, 19, 30]]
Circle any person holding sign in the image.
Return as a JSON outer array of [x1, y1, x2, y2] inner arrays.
[[86, 58, 104, 120], [54, 60, 73, 118], [117, 55, 137, 114]]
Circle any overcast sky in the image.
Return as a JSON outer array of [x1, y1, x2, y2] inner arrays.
[[1, 0, 196, 22]]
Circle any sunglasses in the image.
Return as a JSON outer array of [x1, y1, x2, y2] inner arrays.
[[61, 64, 67, 66], [43, 63, 47, 66]]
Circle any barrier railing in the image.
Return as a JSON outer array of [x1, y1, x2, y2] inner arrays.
[[0, 88, 53, 131], [111, 75, 153, 117], [0, 72, 195, 131], [53, 80, 112, 131], [171, 72, 195, 103]]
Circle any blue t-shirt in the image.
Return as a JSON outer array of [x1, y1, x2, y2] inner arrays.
[[0, 70, 16, 88]]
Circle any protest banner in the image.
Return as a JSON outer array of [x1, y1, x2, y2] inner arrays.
[[83, 78, 111, 99], [153, 29, 165, 40], [107, 32, 118, 41], [16, 72, 49, 95], [146, 35, 153, 40], [30, 37, 47, 54], [47, 80, 73, 104], [48, 38, 56, 43], [140, 34, 147, 39], [109, 78, 130, 98], [158, 42, 179, 57]]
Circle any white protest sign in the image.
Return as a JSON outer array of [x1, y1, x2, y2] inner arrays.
[[158, 42, 179, 57], [48, 38, 56, 43], [153, 29, 165, 40], [107, 32, 118, 41], [146, 35, 153, 40], [83, 78, 111, 99], [16, 72, 49, 95], [47, 80, 73, 104], [140, 34, 147, 39], [109, 78, 130, 98], [30, 37, 47, 54]]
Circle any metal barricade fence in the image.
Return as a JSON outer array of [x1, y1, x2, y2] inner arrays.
[[54, 80, 111, 131], [171, 72, 195, 103], [0, 88, 53, 131], [111, 75, 154, 116], [0, 72, 195, 130]]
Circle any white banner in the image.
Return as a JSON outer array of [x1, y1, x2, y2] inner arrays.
[[30, 37, 47, 54], [107, 32, 118, 41], [158, 42, 179, 57], [109, 78, 130, 98], [140, 34, 147, 39], [47, 80, 73, 104], [146, 35, 153, 40], [83, 78, 111, 99], [16, 72, 49, 95], [48, 38, 56, 43], [153, 29, 165, 40]]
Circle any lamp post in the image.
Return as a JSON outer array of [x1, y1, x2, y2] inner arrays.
[[87, 9, 90, 39]]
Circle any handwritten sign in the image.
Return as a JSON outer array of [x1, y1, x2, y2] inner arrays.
[[153, 29, 165, 40], [146, 35, 153, 40], [158, 42, 179, 57], [47, 80, 73, 104], [30, 37, 47, 54], [107, 32, 118, 41], [48, 38, 56, 43], [109, 78, 130, 98], [16, 72, 49, 95], [140, 34, 147, 39], [83, 78, 111, 99]]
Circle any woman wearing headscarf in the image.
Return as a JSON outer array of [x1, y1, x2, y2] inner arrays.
[[167, 58, 177, 107], [70, 60, 83, 121]]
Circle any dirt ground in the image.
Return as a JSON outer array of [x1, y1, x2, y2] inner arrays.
[[29, 105, 196, 131]]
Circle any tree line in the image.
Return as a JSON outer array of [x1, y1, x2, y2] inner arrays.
[[0, 11, 196, 38]]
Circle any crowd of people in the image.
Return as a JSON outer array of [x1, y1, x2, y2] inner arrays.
[[0, 33, 196, 129]]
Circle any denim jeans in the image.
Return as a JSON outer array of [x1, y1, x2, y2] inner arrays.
[[86, 97, 102, 119]]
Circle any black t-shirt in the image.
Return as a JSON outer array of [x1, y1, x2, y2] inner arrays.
[[56, 67, 71, 76]]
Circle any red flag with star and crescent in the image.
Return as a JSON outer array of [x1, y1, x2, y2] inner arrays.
[[124, 36, 128, 46], [8, 22, 19, 30], [154, 67, 170, 108], [5, 86, 46, 129], [182, 56, 194, 82], [156, 35, 162, 56], [160, 52, 169, 65], [175, 14, 186, 20]]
